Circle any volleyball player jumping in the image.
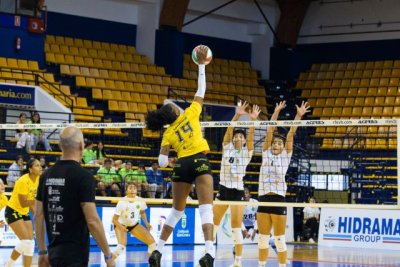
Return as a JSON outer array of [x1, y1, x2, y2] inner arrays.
[[146, 45, 215, 267], [213, 101, 260, 267], [257, 101, 310, 267]]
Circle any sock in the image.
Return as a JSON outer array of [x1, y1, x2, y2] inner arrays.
[[205, 240, 215, 258], [156, 239, 166, 252], [6, 259, 15, 267], [234, 256, 242, 264], [279, 264, 286, 267], [258, 261, 266, 267]]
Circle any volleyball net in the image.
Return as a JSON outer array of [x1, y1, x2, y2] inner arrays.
[[1, 118, 399, 209]]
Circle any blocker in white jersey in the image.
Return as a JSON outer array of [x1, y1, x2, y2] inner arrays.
[[258, 148, 292, 198], [219, 142, 253, 192], [213, 101, 260, 267], [256, 101, 310, 267]]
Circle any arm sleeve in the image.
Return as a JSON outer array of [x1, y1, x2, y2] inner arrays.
[[79, 173, 96, 203]]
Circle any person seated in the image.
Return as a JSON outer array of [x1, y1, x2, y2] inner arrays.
[[15, 113, 32, 153], [39, 156, 49, 171], [132, 163, 150, 197], [6, 155, 24, 188], [96, 158, 121, 196], [145, 162, 166, 198], [303, 196, 320, 243], [94, 141, 123, 167], [29, 112, 51, 151], [82, 140, 97, 165]]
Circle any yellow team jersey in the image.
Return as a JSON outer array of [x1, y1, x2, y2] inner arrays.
[[7, 173, 39, 215], [0, 194, 8, 211], [161, 101, 210, 158]]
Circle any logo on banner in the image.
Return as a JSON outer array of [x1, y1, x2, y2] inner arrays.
[[158, 215, 166, 232], [323, 216, 400, 243]]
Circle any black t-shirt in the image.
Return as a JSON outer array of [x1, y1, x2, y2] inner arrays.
[[36, 160, 95, 263]]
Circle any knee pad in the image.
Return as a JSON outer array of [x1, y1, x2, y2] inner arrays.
[[275, 235, 287, 252], [165, 208, 184, 228], [26, 240, 35, 257], [199, 204, 213, 225], [16, 240, 34, 256], [258, 234, 270, 249], [232, 228, 243, 245], [114, 244, 125, 258]]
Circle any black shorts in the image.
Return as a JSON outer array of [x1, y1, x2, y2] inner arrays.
[[114, 223, 138, 233], [4, 206, 31, 224], [171, 153, 212, 184], [216, 184, 244, 201], [50, 258, 88, 267], [257, 194, 287, 215]]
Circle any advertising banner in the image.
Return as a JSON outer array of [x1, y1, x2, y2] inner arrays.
[[319, 208, 400, 250], [0, 83, 35, 106]]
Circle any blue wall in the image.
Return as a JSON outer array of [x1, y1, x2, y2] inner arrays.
[[0, 14, 45, 65], [155, 28, 251, 77], [270, 39, 400, 81], [47, 12, 136, 46]]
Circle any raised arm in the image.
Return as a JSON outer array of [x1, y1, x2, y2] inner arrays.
[[286, 101, 310, 154], [263, 101, 286, 151], [193, 45, 209, 105], [223, 101, 249, 146], [247, 104, 261, 151]]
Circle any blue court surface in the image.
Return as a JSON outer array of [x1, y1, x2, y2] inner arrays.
[[0, 243, 399, 266]]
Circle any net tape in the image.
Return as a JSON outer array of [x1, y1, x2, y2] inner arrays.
[[0, 118, 398, 130]]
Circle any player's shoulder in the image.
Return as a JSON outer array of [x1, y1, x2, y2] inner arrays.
[[250, 198, 258, 203]]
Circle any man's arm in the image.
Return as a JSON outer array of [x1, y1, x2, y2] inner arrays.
[[81, 202, 113, 263], [34, 200, 49, 266]]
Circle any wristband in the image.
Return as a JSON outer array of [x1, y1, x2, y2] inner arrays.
[[104, 253, 113, 261], [38, 250, 47, 255]]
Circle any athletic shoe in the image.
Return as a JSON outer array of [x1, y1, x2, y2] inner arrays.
[[198, 253, 214, 267], [149, 250, 162, 267], [229, 263, 242, 267]]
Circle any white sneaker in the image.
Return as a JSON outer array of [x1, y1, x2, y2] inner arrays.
[[309, 238, 315, 243], [229, 264, 242, 267]]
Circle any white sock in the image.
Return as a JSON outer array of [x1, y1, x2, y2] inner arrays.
[[156, 239, 166, 252], [279, 264, 286, 267], [205, 240, 215, 258], [258, 261, 266, 267], [6, 259, 15, 267], [234, 255, 242, 264]]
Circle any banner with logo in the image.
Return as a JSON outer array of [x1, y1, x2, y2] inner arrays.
[[319, 208, 400, 250], [216, 207, 294, 244], [0, 83, 35, 106]]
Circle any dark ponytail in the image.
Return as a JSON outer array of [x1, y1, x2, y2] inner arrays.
[[23, 158, 39, 175], [145, 104, 178, 131]]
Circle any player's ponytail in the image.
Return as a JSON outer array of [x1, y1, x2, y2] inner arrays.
[[145, 104, 178, 131]]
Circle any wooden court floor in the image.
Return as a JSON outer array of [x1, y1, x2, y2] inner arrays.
[[0, 243, 399, 266]]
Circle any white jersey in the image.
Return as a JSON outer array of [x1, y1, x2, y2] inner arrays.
[[303, 207, 320, 220], [115, 196, 147, 227], [243, 198, 258, 227], [258, 148, 292, 197], [219, 143, 253, 190]]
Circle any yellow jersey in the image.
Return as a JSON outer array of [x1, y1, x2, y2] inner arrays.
[[0, 194, 8, 211], [161, 101, 210, 158], [7, 173, 39, 215]]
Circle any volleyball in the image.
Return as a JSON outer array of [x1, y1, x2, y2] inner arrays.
[[191, 45, 213, 65]]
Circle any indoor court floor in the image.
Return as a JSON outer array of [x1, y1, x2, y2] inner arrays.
[[0, 244, 399, 266]]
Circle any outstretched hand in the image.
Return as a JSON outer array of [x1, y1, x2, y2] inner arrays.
[[274, 101, 286, 113], [250, 104, 261, 121], [295, 101, 311, 117], [236, 100, 249, 116], [196, 45, 209, 65]]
